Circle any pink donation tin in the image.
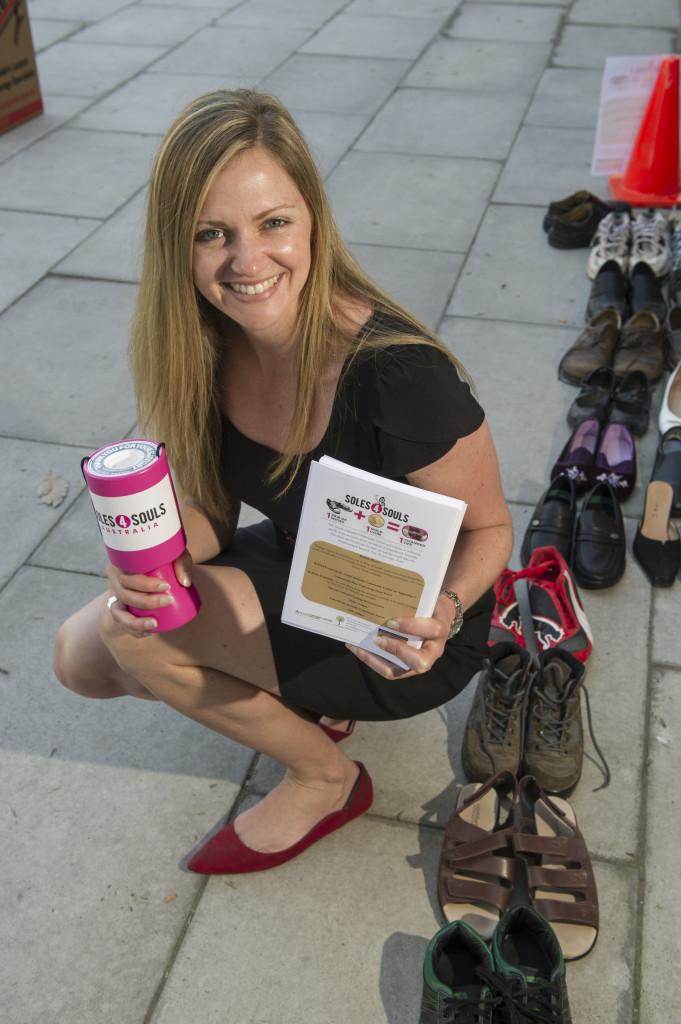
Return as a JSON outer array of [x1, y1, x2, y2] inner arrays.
[[81, 439, 201, 631]]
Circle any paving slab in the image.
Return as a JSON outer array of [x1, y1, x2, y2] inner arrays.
[[36, 40, 166, 99], [326, 151, 499, 252], [444, 2, 563, 43], [569, 0, 681, 28], [0, 438, 83, 588], [0, 128, 158, 218], [350, 243, 464, 330], [53, 189, 145, 283], [29, 0, 135, 17], [525, 68, 606, 130], [446, 204, 591, 326], [30, 18, 83, 50], [217, 0, 348, 30], [639, 666, 681, 1020], [287, 108, 369, 178], [494, 126, 610, 207], [404, 36, 549, 94], [299, 12, 444, 59], [71, 72, 248, 135], [0, 209, 99, 312], [554, 26, 677, 69], [72, 3, 219, 45], [148, 817, 445, 1024], [261, 54, 412, 114], [0, 277, 138, 447], [440, 315, 580, 504], [151, 24, 312, 78], [0, 96, 88, 162], [355, 86, 529, 161], [347, 0, 460, 14]]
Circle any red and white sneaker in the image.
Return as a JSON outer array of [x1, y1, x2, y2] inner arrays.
[[489, 545, 593, 662]]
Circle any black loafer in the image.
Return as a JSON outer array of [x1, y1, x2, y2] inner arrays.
[[608, 369, 653, 436], [572, 481, 626, 589], [629, 261, 667, 322], [548, 202, 608, 249], [585, 260, 629, 322], [651, 426, 681, 517], [567, 366, 616, 427], [520, 474, 576, 567]]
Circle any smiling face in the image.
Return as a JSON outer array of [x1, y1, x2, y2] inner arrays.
[[192, 146, 313, 345]]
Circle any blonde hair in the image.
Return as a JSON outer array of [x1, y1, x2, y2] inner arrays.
[[129, 88, 469, 521]]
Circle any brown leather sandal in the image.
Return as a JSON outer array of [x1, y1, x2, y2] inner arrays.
[[437, 770, 517, 939], [513, 774, 599, 960]]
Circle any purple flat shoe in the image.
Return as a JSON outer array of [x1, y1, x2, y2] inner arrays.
[[550, 418, 600, 495], [591, 421, 636, 500]]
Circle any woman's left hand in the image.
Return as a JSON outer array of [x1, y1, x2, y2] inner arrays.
[[346, 610, 451, 679]]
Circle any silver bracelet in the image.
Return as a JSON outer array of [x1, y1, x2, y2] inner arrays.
[[439, 588, 463, 639]]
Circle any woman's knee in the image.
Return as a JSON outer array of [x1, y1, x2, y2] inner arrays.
[[53, 600, 133, 699]]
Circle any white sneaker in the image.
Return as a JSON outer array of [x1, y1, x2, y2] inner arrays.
[[630, 207, 671, 278], [586, 211, 631, 279], [668, 207, 681, 297]]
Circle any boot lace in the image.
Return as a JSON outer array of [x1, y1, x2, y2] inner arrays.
[[478, 968, 570, 1024]]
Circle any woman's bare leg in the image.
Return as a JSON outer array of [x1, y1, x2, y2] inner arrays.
[[78, 564, 362, 853], [55, 594, 159, 700]]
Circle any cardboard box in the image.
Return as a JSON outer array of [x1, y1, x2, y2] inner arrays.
[[0, 0, 43, 136]]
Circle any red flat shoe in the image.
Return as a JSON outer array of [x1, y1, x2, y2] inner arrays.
[[318, 719, 356, 743], [186, 762, 373, 874]]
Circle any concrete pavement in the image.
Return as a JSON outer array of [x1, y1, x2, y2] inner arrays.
[[2, 1, 680, 1021]]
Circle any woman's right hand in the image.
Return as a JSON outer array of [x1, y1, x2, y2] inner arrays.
[[104, 548, 193, 638]]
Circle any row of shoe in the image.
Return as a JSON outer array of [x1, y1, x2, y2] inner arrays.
[[543, 189, 630, 249], [419, 908, 572, 1024], [559, 307, 668, 386], [586, 206, 672, 279], [587, 258, 667, 325], [551, 418, 635, 500], [462, 641, 587, 794], [436, 771, 598, 961], [566, 366, 651, 435], [521, 475, 626, 590], [489, 546, 593, 664]]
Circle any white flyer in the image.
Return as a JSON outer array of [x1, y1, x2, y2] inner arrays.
[[281, 456, 467, 670], [591, 54, 666, 177]]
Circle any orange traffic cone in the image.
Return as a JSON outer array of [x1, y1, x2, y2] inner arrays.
[[609, 55, 681, 206]]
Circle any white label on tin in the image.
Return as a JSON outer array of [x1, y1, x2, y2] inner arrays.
[[88, 477, 182, 551]]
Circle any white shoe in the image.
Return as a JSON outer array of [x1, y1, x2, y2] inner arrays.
[[586, 211, 631, 279], [659, 362, 681, 434], [630, 207, 671, 278]]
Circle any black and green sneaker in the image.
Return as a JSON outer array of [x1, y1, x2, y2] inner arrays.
[[419, 920, 496, 1023], [490, 906, 572, 1024]]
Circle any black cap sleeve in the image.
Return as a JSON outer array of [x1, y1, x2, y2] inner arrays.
[[370, 345, 484, 478]]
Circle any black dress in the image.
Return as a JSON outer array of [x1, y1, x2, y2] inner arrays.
[[213, 327, 494, 721]]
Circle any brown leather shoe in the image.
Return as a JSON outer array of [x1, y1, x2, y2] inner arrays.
[[612, 310, 666, 382], [558, 308, 621, 385]]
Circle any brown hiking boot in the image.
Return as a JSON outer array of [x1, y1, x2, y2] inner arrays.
[[558, 309, 621, 385], [521, 650, 585, 795], [461, 642, 532, 781], [612, 310, 666, 382]]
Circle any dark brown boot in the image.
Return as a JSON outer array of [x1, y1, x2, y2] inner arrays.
[[613, 310, 666, 381], [558, 309, 621, 385]]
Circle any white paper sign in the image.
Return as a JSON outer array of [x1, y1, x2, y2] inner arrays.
[[591, 55, 667, 177]]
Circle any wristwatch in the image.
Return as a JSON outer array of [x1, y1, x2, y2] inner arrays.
[[439, 588, 464, 639]]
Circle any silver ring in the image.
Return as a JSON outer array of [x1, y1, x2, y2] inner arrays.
[[106, 595, 118, 612]]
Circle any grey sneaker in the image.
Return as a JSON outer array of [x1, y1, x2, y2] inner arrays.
[[630, 206, 671, 278], [521, 650, 585, 795], [490, 906, 572, 1024], [419, 920, 497, 1024], [586, 210, 631, 278], [462, 643, 532, 781]]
